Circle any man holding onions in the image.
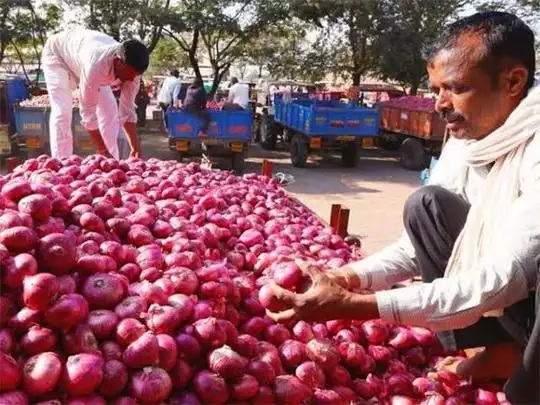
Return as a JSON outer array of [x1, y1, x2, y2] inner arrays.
[[267, 12, 539, 403]]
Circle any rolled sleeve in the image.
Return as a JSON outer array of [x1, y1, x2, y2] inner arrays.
[[79, 67, 100, 131], [374, 186, 540, 331], [118, 77, 140, 125], [348, 233, 418, 291]]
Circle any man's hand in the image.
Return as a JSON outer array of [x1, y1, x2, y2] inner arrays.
[[129, 148, 140, 159], [324, 266, 361, 290], [266, 261, 375, 324]]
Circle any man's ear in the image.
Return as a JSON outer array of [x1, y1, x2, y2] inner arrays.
[[505, 65, 529, 97]]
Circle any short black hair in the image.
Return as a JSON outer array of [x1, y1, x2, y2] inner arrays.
[[428, 12, 536, 90], [171, 69, 180, 78], [122, 39, 149, 73]]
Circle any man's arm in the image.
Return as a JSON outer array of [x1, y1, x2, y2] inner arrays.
[[172, 81, 181, 107], [118, 77, 142, 157]]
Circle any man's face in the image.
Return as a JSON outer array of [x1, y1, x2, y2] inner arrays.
[[113, 58, 139, 82], [427, 35, 521, 140]]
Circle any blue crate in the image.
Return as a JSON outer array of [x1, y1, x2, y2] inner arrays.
[[274, 98, 379, 138], [15, 106, 50, 138], [167, 109, 252, 141]]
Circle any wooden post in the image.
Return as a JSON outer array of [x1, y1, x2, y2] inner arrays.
[[337, 206, 350, 238], [262, 159, 272, 177], [330, 204, 342, 231], [6, 157, 18, 173]]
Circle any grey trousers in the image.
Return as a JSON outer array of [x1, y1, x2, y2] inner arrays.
[[403, 185, 538, 404]]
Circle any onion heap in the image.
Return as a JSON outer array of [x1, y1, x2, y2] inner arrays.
[[0, 154, 509, 404]]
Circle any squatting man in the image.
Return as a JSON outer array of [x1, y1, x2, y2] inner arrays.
[[268, 12, 539, 404]]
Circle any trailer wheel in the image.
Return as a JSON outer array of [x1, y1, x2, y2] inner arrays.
[[341, 143, 358, 167], [290, 134, 308, 167], [260, 115, 277, 150], [231, 151, 245, 174], [400, 138, 429, 170]]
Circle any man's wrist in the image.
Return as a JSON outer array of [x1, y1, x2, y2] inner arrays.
[[342, 292, 379, 320]]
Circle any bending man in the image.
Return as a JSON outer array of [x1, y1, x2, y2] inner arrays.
[[42, 28, 148, 158]]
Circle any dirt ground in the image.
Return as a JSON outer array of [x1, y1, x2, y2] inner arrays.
[[139, 130, 420, 254]]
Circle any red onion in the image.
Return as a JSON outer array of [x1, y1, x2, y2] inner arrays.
[[22, 352, 62, 397], [209, 345, 248, 378], [271, 261, 301, 289], [174, 333, 201, 360], [231, 374, 260, 400], [292, 321, 315, 343], [306, 338, 340, 370], [145, 304, 181, 334], [361, 320, 390, 344], [115, 318, 146, 347], [279, 339, 307, 368], [36, 233, 77, 275], [122, 331, 159, 368], [0, 352, 21, 391], [99, 359, 128, 397], [20, 325, 57, 356], [193, 370, 229, 404], [44, 293, 89, 331], [274, 375, 311, 405], [295, 361, 326, 389], [338, 341, 367, 367], [62, 324, 99, 355], [171, 359, 192, 389], [3, 253, 38, 288], [156, 333, 177, 371], [86, 310, 118, 340], [100, 341, 122, 360], [246, 359, 276, 384], [62, 353, 104, 396], [129, 366, 172, 404], [265, 324, 291, 346], [115, 296, 148, 319], [23, 273, 59, 311], [0, 328, 15, 354], [193, 317, 227, 348], [8, 307, 41, 333], [0, 390, 28, 404], [386, 373, 414, 397], [82, 273, 125, 309], [327, 365, 352, 387]]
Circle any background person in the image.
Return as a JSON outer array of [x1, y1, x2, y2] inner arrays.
[[42, 28, 148, 159], [157, 69, 181, 129], [183, 78, 211, 138], [224, 77, 250, 110]]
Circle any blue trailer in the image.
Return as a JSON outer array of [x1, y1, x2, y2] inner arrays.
[[259, 95, 380, 167], [166, 108, 252, 173]]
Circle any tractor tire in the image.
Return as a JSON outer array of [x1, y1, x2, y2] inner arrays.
[[400, 137, 429, 170], [231, 151, 245, 174], [341, 143, 358, 167], [290, 134, 309, 167], [260, 115, 277, 150]]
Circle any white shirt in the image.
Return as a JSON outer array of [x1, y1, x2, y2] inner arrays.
[[158, 76, 181, 105], [228, 83, 250, 108], [349, 135, 540, 332], [42, 28, 139, 131]]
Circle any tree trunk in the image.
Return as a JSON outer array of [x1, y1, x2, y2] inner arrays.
[[258, 64, 263, 78], [352, 72, 361, 86], [409, 76, 421, 95]]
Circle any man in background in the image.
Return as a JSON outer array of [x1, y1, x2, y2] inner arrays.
[[42, 28, 148, 158], [157, 69, 181, 129], [183, 78, 211, 138], [224, 77, 250, 110]]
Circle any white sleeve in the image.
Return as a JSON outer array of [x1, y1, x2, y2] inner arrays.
[[375, 172, 540, 331], [79, 65, 101, 131], [228, 86, 236, 103], [348, 233, 419, 290], [118, 77, 140, 125]]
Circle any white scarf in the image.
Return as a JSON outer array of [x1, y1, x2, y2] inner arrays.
[[444, 84, 540, 316]]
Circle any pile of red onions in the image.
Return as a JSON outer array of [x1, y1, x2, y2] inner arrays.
[[0, 154, 509, 404]]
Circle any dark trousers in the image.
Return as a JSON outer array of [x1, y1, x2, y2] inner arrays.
[[185, 106, 211, 133], [404, 185, 538, 404], [159, 102, 170, 130]]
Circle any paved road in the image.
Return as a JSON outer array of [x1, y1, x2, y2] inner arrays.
[[140, 131, 420, 254]]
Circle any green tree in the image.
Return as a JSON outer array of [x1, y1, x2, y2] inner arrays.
[[63, 0, 172, 52], [162, 0, 290, 96], [3, 0, 61, 82], [148, 37, 190, 75], [374, 0, 466, 95]]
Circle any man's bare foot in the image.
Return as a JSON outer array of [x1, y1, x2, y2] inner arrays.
[[437, 343, 521, 380]]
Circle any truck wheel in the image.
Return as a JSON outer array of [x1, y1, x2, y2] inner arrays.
[[341, 143, 358, 167], [290, 134, 308, 167], [231, 151, 245, 174], [260, 115, 277, 150], [400, 138, 429, 170]]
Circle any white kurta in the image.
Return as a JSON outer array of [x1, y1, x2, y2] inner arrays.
[[41, 28, 140, 158], [349, 134, 540, 332]]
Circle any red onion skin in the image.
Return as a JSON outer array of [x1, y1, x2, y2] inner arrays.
[[62, 353, 104, 396], [20, 325, 57, 356], [306, 339, 340, 371], [231, 374, 260, 400], [22, 273, 60, 311], [279, 340, 307, 368], [171, 359, 193, 389], [115, 296, 148, 319], [274, 375, 311, 405], [86, 309, 118, 340], [145, 304, 181, 334], [22, 352, 62, 397], [100, 341, 122, 361], [208, 345, 248, 378], [295, 361, 326, 390], [0, 328, 15, 354], [193, 370, 229, 404], [62, 324, 100, 355], [82, 273, 125, 309], [115, 318, 146, 348], [99, 359, 128, 397], [130, 367, 172, 404], [174, 333, 201, 360], [122, 331, 159, 369], [0, 390, 29, 404], [8, 307, 42, 333], [156, 334, 177, 371], [0, 352, 21, 392], [44, 293, 89, 332], [246, 359, 276, 385]]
